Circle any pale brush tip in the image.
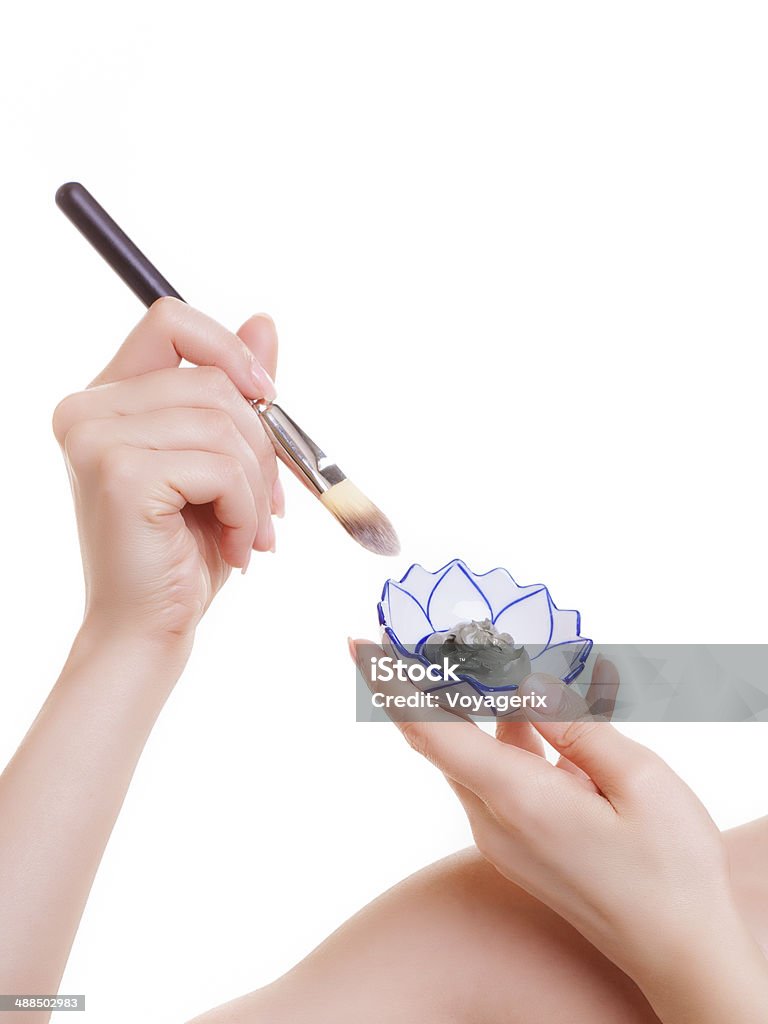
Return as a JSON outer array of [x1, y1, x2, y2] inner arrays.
[[319, 478, 400, 556]]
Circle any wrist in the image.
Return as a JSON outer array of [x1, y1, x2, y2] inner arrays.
[[633, 905, 768, 1022], [67, 613, 193, 694]]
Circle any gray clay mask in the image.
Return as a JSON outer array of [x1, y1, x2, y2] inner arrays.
[[420, 618, 532, 688]]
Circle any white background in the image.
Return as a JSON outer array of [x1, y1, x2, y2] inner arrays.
[[1, 2, 767, 1021]]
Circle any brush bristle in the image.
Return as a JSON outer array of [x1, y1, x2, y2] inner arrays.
[[319, 478, 400, 555]]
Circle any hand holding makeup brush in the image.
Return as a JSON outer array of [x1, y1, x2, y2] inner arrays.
[[52, 298, 284, 649], [55, 183, 399, 556], [0, 299, 283, 1006]]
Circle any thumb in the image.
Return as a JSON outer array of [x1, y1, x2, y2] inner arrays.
[[237, 313, 284, 517], [518, 673, 637, 800], [237, 313, 279, 382]]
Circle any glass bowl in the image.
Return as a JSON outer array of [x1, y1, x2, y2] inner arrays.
[[377, 558, 592, 710]]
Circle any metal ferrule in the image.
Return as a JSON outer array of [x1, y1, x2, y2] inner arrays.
[[252, 401, 345, 496]]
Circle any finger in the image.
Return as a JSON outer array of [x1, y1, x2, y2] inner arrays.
[[349, 637, 464, 727], [163, 450, 257, 569], [518, 672, 648, 802], [105, 447, 257, 569], [495, 717, 546, 756], [63, 409, 273, 551], [237, 314, 279, 381], [496, 707, 594, 789], [585, 654, 620, 720], [348, 638, 535, 799], [270, 477, 286, 519], [519, 672, 595, 723], [53, 366, 278, 501], [521, 662, 617, 785], [236, 315, 284, 520], [552, 656, 620, 791], [552, 754, 599, 792], [90, 297, 276, 401]]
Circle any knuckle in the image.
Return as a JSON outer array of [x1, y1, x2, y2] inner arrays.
[[202, 407, 234, 440], [62, 418, 103, 466], [148, 294, 183, 329], [557, 717, 601, 761], [100, 445, 143, 489], [221, 454, 249, 487], [51, 392, 83, 444], [199, 364, 237, 401]]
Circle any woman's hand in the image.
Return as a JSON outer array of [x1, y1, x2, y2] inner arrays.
[[0, 300, 285, 1015], [52, 298, 284, 650], [351, 643, 768, 1023]]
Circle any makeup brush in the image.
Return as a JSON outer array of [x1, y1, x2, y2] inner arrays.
[[55, 182, 399, 557]]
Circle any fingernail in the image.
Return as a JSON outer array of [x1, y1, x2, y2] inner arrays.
[[348, 638, 367, 672], [520, 673, 565, 716], [251, 357, 276, 401], [271, 477, 285, 518], [240, 548, 252, 575], [268, 521, 276, 553]]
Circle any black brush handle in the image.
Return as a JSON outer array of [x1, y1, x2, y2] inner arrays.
[[55, 182, 183, 308]]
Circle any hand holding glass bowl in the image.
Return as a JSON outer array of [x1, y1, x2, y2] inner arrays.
[[350, 561, 768, 1024]]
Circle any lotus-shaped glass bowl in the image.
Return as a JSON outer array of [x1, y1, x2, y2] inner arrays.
[[378, 559, 592, 708]]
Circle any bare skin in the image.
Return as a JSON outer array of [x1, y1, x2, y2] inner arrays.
[[188, 848, 660, 1024], [0, 300, 765, 1022], [185, 825, 768, 1024], [0, 301, 282, 1022], [345, 648, 768, 1023]]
